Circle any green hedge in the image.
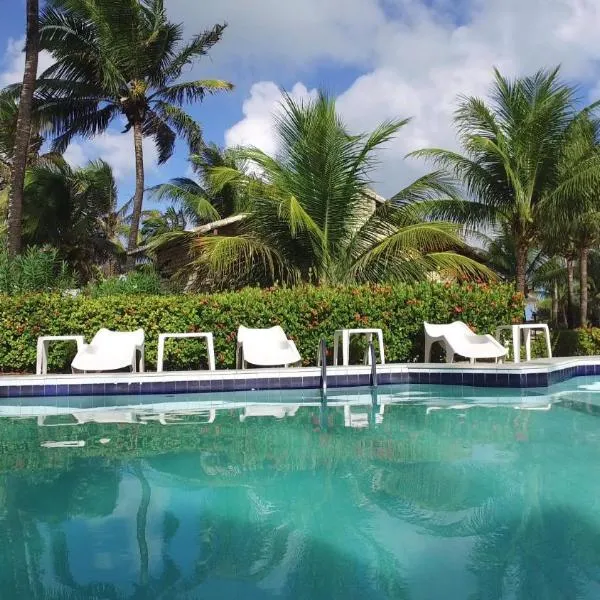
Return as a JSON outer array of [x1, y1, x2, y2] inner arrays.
[[549, 328, 600, 357], [0, 283, 524, 373]]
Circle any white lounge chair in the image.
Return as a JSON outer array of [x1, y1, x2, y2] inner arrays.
[[236, 325, 301, 368], [71, 328, 145, 373], [423, 321, 507, 364]]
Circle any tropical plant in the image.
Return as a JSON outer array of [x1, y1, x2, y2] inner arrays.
[[23, 158, 122, 280], [540, 113, 600, 326], [139, 208, 186, 245], [0, 242, 73, 294], [7, 0, 40, 256], [88, 267, 163, 297], [186, 92, 488, 288], [412, 67, 600, 295], [150, 144, 244, 225], [25, 0, 232, 268]]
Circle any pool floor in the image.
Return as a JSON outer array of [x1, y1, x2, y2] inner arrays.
[[1, 380, 600, 598]]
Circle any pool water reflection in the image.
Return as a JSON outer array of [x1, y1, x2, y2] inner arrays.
[[2, 382, 600, 599]]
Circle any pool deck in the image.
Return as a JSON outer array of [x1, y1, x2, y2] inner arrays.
[[0, 356, 599, 397]]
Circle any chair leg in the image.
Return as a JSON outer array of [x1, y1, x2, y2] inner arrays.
[[424, 338, 432, 363]]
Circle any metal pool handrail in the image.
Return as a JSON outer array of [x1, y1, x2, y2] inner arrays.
[[319, 338, 327, 394], [369, 341, 378, 387]]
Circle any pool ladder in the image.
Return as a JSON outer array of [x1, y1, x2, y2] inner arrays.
[[369, 341, 378, 388], [319, 338, 327, 394], [320, 338, 378, 391]]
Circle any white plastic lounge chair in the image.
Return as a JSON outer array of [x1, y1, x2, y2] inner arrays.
[[71, 328, 145, 373], [424, 321, 507, 364], [236, 325, 301, 368]]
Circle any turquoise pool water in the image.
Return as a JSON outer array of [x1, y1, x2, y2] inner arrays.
[[2, 380, 600, 599]]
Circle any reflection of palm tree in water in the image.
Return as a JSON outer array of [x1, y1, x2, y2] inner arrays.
[[355, 409, 600, 600], [133, 463, 151, 591]]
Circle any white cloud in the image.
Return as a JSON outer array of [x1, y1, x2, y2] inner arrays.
[[221, 0, 600, 197], [225, 82, 318, 154], [169, 0, 385, 74], [64, 131, 159, 181], [0, 37, 54, 87]]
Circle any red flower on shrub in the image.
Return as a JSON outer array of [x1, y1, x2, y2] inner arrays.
[[454, 306, 463, 314]]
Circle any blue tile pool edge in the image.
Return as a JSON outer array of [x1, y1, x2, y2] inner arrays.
[[0, 358, 599, 397]]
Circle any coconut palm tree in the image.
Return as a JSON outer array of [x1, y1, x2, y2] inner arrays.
[[189, 92, 488, 289], [23, 158, 122, 280], [412, 68, 600, 295], [7, 0, 39, 257], [139, 207, 186, 245], [24, 0, 232, 268]]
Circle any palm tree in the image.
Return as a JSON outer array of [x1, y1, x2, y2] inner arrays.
[[148, 144, 245, 229], [412, 68, 600, 295], [541, 112, 600, 327], [26, 0, 232, 269], [139, 207, 186, 245], [190, 92, 487, 289], [484, 225, 549, 291], [7, 0, 39, 256], [23, 158, 122, 280]]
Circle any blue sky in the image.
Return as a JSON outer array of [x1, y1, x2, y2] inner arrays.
[[2, 0, 600, 210]]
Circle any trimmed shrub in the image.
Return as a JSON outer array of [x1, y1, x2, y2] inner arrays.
[[0, 282, 524, 373], [551, 328, 600, 357]]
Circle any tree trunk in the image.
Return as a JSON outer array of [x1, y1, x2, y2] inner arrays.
[[125, 120, 144, 270], [567, 258, 576, 329], [580, 246, 589, 328], [134, 464, 150, 589], [515, 240, 528, 296], [7, 0, 39, 256], [551, 281, 558, 327]]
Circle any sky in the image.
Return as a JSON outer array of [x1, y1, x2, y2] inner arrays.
[[2, 0, 600, 209]]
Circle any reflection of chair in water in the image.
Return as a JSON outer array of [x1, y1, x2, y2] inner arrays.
[[343, 403, 385, 428], [37, 410, 139, 426], [239, 404, 299, 421], [426, 402, 553, 415], [139, 408, 217, 425]]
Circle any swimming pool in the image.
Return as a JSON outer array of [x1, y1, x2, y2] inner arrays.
[[2, 379, 600, 599]]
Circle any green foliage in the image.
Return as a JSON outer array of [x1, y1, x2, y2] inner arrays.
[[550, 328, 600, 357], [0, 244, 74, 294], [87, 268, 163, 297], [413, 68, 600, 293], [23, 158, 123, 280], [197, 92, 489, 288], [30, 0, 232, 159], [0, 282, 523, 373]]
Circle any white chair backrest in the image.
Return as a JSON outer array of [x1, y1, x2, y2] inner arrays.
[[424, 321, 474, 338], [91, 328, 144, 348], [237, 325, 289, 347]]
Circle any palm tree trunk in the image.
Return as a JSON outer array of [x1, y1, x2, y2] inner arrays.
[[580, 246, 589, 328], [125, 120, 144, 270], [567, 258, 576, 329], [134, 464, 151, 589], [551, 281, 558, 327], [515, 240, 528, 295], [7, 0, 39, 256]]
